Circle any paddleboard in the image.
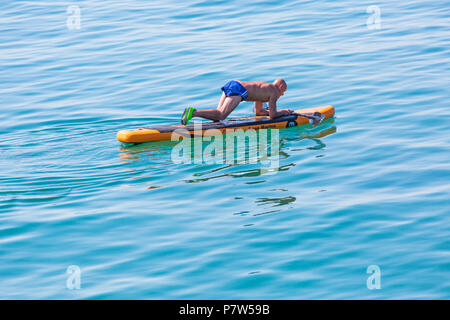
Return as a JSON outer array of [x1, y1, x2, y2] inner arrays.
[[117, 105, 334, 143]]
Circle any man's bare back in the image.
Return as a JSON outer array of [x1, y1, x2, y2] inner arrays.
[[180, 78, 293, 124], [237, 81, 278, 102]]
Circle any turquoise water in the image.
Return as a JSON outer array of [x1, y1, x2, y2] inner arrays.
[[1, 0, 449, 299]]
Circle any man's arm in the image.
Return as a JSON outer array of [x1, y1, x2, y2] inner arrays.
[[268, 89, 292, 119], [254, 101, 269, 116]]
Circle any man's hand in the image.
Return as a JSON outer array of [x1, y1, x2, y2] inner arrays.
[[279, 109, 294, 116]]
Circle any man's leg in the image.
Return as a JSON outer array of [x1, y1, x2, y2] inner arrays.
[[217, 92, 226, 109], [218, 95, 241, 118], [193, 95, 241, 121]]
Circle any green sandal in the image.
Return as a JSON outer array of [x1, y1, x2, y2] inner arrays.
[[181, 107, 195, 125]]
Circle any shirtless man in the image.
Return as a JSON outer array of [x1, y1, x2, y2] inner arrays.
[[181, 79, 294, 125]]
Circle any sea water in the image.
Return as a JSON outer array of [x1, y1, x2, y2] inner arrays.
[[0, 0, 449, 299]]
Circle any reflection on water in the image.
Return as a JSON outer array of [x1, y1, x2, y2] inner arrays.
[[117, 120, 336, 213], [2, 0, 448, 299], [256, 195, 297, 207], [118, 140, 178, 163], [118, 121, 336, 180], [119, 118, 336, 166]]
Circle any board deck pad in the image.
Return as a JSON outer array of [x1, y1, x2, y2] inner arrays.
[[117, 105, 335, 143]]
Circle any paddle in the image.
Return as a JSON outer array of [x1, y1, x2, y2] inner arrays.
[[292, 111, 325, 125]]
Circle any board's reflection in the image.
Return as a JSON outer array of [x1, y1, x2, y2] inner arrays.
[[118, 119, 336, 171]]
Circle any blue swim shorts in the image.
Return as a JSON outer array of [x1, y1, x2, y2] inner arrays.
[[221, 80, 248, 101]]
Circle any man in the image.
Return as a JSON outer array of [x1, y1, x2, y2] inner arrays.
[[181, 79, 293, 125]]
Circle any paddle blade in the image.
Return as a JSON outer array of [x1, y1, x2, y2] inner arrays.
[[309, 112, 325, 125]]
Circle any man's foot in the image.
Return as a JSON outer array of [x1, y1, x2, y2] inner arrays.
[[181, 107, 195, 125]]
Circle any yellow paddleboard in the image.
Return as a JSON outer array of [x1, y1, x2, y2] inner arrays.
[[117, 105, 335, 143]]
